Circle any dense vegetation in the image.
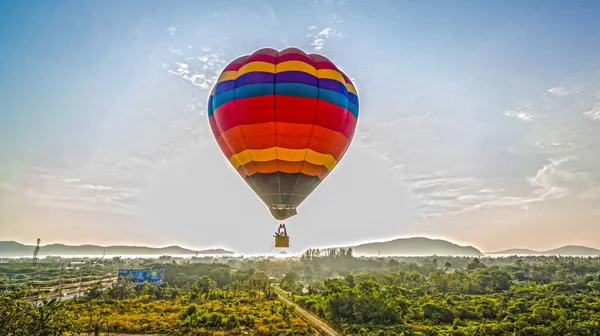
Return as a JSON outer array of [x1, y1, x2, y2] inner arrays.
[[1, 250, 600, 335], [290, 249, 600, 335]]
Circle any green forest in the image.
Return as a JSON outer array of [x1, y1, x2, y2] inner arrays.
[[2, 250, 600, 335]]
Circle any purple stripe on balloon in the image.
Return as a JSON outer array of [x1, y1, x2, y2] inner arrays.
[[319, 79, 348, 96], [275, 71, 318, 86], [215, 70, 350, 98], [213, 81, 236, 95], [235, 72, 275, 87]]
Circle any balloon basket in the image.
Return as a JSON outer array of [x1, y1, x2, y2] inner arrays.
[[274, 235, 290, 248]]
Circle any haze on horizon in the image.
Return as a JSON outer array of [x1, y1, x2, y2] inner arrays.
[[1, 0, 600, 255]]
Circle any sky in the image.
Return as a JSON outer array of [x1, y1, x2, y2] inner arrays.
[[1, 0, 600, 254]]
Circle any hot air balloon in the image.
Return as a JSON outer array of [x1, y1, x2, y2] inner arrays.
[[207, 47, 359, 248]]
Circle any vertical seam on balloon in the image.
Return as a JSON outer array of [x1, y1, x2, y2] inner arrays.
[[289, 52, 320, 206], [209, 81, 248, 180], [335, 72, 358, 170], [274, 50, 282, 208], [250, 54, 278, 208], [321, 68, 352, 181], [231, 55, 269, 201]]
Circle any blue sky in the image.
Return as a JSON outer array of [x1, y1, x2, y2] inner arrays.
[[1, 0, 600, 254]]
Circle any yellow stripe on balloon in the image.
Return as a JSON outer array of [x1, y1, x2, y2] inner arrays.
[[317, 69, 345, 83], [346, 83, 357, 95], [275, 61, 318, 76], [215, 61, 350, 90], [237, 61, 276, 77], [275, 148, 306, 162], [229, 147, 337, 171], [216, 71, 237, 83]]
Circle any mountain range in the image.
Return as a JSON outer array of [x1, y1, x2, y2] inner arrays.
[[342, 237, 483, 256], [2, 238, 598, 258], [487, 245, 600, 256], [0, 241, 234, 257], [339, 237, 600, 257]]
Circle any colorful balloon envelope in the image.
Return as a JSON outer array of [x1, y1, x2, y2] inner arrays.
[[207, 47, 359, 220]]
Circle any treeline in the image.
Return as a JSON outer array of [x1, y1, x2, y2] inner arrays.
[[2, 252, 600, 335], [283, 253, 600, 335], [0, 290, 73, 335], [62, 267, 316, 335]]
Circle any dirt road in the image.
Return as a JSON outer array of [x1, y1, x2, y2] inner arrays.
[[274, 287, 340, 336]]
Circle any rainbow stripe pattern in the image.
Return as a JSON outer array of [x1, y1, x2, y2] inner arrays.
[[208, 47, 359, 220]]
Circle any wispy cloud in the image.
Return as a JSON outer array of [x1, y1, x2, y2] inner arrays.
[[263, 3, 279, 26], [1, 165, 140, 216], [307, 27, 343, 53], [583, 91, 600, 120], [357, 67, 600, 219], [1, 30, 221, 219], [310, 0, 345, 6], [167, 25, 177, 36], [164, 38, 227, 90], [408, 156, 598, 217], [355, 117, 487, 218], [504, 102, 535, 122]]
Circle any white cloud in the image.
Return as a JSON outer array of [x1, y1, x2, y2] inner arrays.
[[4, 165, 140, 216], [357, 99, 600, 218], [167, 25, 177, 36], [165, 39, 227, 90], [544, 84, 588, 98], [450, 156, 600, 213], [546, 86, 571, 97], [583, 102, 600, 120], [2, 34, 220, 219], [169, 46, 183, 56], [504, 102, 534, 121], [527, 157, 573, 200], [355, 118, 489, 217], [525, 156, 600, 201], [332, 14, 344, 23], [307, 27, 343, 53], [310, 0, 345, 6]]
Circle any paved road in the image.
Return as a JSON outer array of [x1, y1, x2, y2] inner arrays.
[[33, 283, 114, 306], [273, 287, 340, 336]]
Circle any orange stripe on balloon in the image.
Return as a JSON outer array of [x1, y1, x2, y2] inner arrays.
[[237, 160, 329, 179], [217, 122, 350, 160]]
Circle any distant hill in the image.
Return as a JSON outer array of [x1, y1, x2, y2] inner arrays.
[[488, 245, 600, 256], [487, 249, 539, 255], [0, 241, 234, 257], [343, 237, 483, 256]]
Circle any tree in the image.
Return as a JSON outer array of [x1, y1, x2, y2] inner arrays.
[[467, 258, 487, 270], [280, 272, 299, 292], [194, 275, 217, 298], [106, 279, 135, 300], [0, 290, 73, 336]]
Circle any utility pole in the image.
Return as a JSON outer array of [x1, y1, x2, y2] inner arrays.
[[77, 262, 84, 298], [28, 238, 41, 305], [57, 262, 65, 300]]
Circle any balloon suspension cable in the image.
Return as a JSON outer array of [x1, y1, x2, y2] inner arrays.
[[268, 239, 274, 253], [269, 221, 282, 254]]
